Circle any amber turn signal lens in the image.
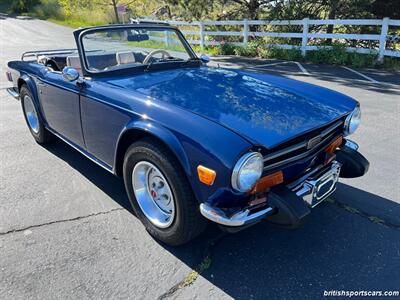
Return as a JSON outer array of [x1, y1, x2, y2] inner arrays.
[[197, 165, 216, 186], [250, 171, 283, 194], [325, 136, 343, 153]]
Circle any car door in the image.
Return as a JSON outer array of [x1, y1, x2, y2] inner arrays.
[[37, 70, 85, 148], [79, 80, 131, 167]]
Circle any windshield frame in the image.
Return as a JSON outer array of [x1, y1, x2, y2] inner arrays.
[[77, 24, 199, 77]]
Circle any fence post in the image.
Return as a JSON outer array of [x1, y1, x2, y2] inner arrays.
[[243, 19, 249, 45], [199, 21, 205, 50], [301, 18, 309, 57], [378, 17, 389, 62]]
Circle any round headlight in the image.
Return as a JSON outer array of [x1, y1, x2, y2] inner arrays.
[[231, 152, 263, 192], [344, 105, 361, 136]]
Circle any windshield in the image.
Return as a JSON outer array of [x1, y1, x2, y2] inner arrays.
[[80, 27, 196, 73]]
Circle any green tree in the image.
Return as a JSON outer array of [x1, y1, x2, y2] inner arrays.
[[58, 0, 133, 23], [164, 0, 215, 20], [9, 0, 40, 13], [371, 0, 400, 19]]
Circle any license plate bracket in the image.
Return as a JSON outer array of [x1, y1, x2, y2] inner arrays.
[[297, 162, 341, 207]]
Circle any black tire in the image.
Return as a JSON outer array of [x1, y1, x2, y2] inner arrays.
[[20, 85, 53, 144], [123, 138, 207, 246]]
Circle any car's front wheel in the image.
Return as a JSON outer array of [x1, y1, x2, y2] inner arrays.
[[123, 138, 207, 245]]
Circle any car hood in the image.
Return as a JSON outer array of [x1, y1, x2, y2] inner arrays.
[[106, 67, 357, 148]]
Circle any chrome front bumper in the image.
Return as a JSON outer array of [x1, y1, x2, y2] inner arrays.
[[292, 161, 341, 207], [200, 161, 341, 227], [199, 203, 274, 227], [6, 87, 19, 100]]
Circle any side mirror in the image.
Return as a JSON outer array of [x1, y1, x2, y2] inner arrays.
[[200, 54, 210, 64], [62, 67, 79, 82]]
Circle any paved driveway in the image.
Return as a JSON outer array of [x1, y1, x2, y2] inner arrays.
[[1, 16, 399, 299]]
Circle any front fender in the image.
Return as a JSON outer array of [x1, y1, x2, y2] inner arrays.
[[114, 115, 253, 207], [117, 119, 192, 177]]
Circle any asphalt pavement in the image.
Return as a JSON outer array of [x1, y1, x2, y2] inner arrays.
[[1, 16, 399, 299]]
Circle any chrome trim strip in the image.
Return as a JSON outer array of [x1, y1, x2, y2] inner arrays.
[[263, 140, 307, 162], [321, 120, 343, 137], [6, 87, 20, 100], [263, 120, 343, 163], [46, 127, 115, 174], [200, 203, 274, 226], [263, 131, 339, 171]]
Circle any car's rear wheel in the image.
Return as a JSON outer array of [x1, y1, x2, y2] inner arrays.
[[123, 138, 207, 245], [20, 85, 53, 144]]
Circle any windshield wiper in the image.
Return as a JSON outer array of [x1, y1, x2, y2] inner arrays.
[[145, 57, 199, 71]]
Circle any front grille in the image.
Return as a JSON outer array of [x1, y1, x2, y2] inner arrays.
[[263, 118, 344, 172]]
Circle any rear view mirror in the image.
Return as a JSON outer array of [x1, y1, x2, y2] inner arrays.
[[127, 33, 149, 42]]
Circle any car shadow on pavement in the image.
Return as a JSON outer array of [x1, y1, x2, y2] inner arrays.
[[42, 139, 400, 299], [334, 183, 400, 227], [42, 139, 133, 213]]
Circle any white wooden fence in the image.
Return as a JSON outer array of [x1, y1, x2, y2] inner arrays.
[[138, 18, 400, 61]]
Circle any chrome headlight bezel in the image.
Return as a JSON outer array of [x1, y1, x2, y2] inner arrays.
[[344, 105, 361, 136], [231, 152, 263, 192]]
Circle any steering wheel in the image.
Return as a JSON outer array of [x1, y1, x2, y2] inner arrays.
[[143, 49, 172, 64]]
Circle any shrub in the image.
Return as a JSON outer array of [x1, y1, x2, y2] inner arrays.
[[233, 40, 265, 57], [306, 47, 332, 64], [25, 0, 112, 27], [204, 46, 221, 56], [285, 48, 303, 61], [328, 44, 348, 65], [382, 57, 400, 70], [258, 47, 302, 61], [305, 45, 379, 68], [233, 46, 247, 56], [10, 0, 40, 13], [191, 45, 221, 56], [347, 53, 377, 68], [32, 0, 62, 19], [218, 43, 237, 55], [306, 44, 356, 65]]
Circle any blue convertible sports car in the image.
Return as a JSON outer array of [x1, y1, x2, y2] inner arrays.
[[6, 22, 369, 245]]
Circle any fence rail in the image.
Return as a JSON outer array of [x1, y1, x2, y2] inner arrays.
[[138, 18, 400, 60]]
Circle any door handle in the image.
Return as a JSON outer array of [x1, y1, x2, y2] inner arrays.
[[37, 82, 47, 87]]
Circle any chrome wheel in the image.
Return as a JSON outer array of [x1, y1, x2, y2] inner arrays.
[[132, 161, 175, 228], [23, 95, 39, 134]]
